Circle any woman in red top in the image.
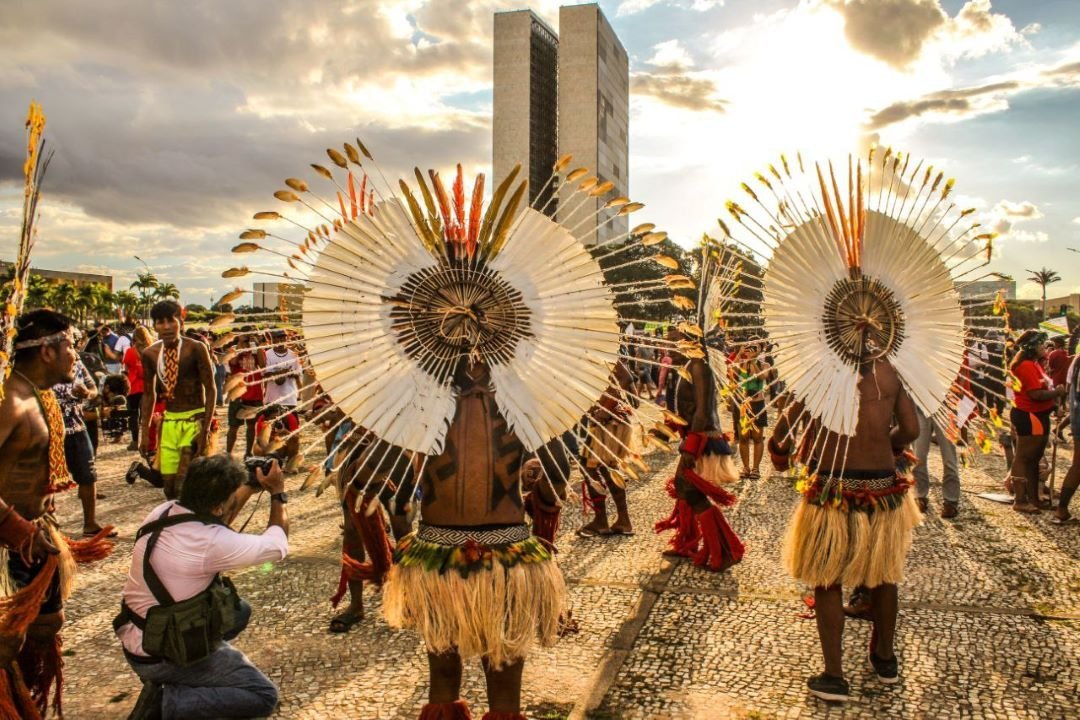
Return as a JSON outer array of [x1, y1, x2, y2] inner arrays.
[[1008, 330, 1066, 513], [123, 326, 153, 450]]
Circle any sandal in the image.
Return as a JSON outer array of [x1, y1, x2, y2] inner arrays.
[[329, 610, 363, 633], [1050, 513, 1075, 525], [576, 525, 612, 538], [82, 528, 119, 539]]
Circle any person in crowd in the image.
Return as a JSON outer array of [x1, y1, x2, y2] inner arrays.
[[736, 339, 768, 479], [771, 356, 921, 702], [115, 455, 287, 719], [1047, 335, 1072, 442], [1007, 330, 1067, 514], [261, 331, 302, 469], [225, 328, 266, 458], [0, 310, 114, 715], [912, 407, 961, 519], [124, 326, 153, 451], [98, 323, 131, 376], [578, 359, 638, 537], [139, 301, 217, 500], [1053, 330, 1079, 524]]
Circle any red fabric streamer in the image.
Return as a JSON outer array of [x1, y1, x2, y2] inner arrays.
[[679, 466, 738, 507], [692, 505, 744, 572], [330, 488, 393, 607], [18, 634, 62, 718], [654, 479, 699, 558], [524, 492, 561, 546], [418, 700, 473, 720]]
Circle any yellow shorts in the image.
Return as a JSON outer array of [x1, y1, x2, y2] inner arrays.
[[158, 408, 204, 475]]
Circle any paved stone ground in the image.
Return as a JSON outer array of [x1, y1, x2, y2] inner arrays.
[[53, 414, 1079, 719]]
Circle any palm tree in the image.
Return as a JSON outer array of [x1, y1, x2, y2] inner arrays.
[[153, 282, 180, 301], [48, 281, 77, 316], [73, 283, 107, 328], [113, 290, 140, 319], [130, 271, 159, 319], [1026, 267, 1062, 317], [25, 274, 51, 309]]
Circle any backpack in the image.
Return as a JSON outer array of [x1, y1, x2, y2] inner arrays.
[[113, 507, 243, 666]]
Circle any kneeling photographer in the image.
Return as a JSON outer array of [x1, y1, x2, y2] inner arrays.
[[114, 454, 289, 719]]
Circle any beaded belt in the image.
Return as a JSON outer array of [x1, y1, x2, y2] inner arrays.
[[822, 474, 897, 492], [417, 523, 531, 547]]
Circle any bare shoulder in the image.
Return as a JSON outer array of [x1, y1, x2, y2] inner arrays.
[[0, 378, 34, 436], [859, 359, 901, 398]]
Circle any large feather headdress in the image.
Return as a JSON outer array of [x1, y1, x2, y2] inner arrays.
[[699, 149, 1006, 455], [218, 141, 679, 495]]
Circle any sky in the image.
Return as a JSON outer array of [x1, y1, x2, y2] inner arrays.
[[1, 0, 1078, 306]]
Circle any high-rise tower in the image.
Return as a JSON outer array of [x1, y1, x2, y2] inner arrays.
[[492, 4, 629, 245]]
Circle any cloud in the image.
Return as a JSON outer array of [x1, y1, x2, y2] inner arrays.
[[866, 80, 1019, 129], [986, 199, 1043, 239], [616, 0, 723, 17], [1073, 217, 1080, 225], [824, 0, 1022, 70], [631, 39, 727, 112]]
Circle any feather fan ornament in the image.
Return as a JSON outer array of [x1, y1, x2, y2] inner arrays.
[[214, 139, 672, 506], [710, 149, 1006, 454]]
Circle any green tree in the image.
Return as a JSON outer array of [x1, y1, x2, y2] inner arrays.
[[48, 281, 77, 316], [153, 282, 180, 301], [25, 274, 52, 309], [130, 271, 159, 318], [113, 290, 140, 318], [1026, 267, 1061, 317]]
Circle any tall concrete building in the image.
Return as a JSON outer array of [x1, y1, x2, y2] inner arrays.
[[493, 10, 560, 213], [557, 4, 629, 246], [492, 4, 629, 245]]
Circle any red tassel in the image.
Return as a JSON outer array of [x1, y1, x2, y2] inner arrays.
[[481, 712, 527, 720], [654, 493, 699, 558], [329, 487, 393, 606], [691, 505, 744, 573], [66, 527, 115, 564], [524, 492, 561, 545], [418, 700, 472, 720], [680, 466, 738, 507], [17, 633, 63, 718], [0, 665, 40, 720]]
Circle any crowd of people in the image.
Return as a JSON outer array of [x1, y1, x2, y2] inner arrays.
[[0, 301, 1077, 718]]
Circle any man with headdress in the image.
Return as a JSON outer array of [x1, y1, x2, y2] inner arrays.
[[0, 310, 113, 717], [771, 358, 921, 701], [654, 329, 743, 572], [139, 300, 217, 500], [383, 357, 568, 720]]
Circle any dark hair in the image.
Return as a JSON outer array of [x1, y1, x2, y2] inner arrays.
[[1010, 329, 1047, 371], [180, 454, 246, 514], [150, 300, 183, 322], [13, 309, 73, 365]]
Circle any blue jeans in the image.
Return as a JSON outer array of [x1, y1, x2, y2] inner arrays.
[[913, 408, 960, 504], [127, 601, 277, 719]]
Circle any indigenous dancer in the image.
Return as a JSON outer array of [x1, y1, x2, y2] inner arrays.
[[139, 300, 217, 500], [654, 328, 743, 572], [771, 364, 920, 700], [711, 149, 1003, 701], [0, 311, 114, 718], [216, 141, 661, 718], [578, 359, 638, 537]]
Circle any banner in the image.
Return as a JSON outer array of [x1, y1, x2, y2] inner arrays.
[[1039, 315, 1069, 337]]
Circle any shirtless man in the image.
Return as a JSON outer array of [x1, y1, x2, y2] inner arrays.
[[655, 331, 743, 572], [139, 301, 216, 500], [0, 310, 77, 713], [579, 359, 637, 537], [771, 359, 921, 702], [383, 360, 568, 720]]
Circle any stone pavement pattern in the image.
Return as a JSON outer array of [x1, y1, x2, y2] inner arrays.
[[54, 421, 1079, 719]]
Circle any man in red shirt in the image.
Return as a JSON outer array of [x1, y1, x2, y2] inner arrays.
[[1046, 335, 1072, 440], [225, 329, 265, 458]]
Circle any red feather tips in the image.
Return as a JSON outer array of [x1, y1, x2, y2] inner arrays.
[[336, 191, 347, 222], [359, 174, 368, 215], [452, 164, 466, 231], [467, 174, 485, 258], [347, 172, 358, 219], [367, 188, 374, 216]]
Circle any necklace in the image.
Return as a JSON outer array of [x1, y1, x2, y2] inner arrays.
[[12, 370, 75, 493]]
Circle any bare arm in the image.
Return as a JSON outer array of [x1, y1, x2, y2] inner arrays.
[[196, 341, 216, 427], [687, 359, 710, 433], [139, 348, 157, 453], [891, 386, 920, 450], [257, 461, 289, 537]]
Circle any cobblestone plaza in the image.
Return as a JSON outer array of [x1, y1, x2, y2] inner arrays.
[[58, 422, 1078, 719]]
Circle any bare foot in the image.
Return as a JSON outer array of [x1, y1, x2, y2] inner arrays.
[[1012, 502, 1041, 515], [577, 519, 612, 537], [609, 520, 635, 535]]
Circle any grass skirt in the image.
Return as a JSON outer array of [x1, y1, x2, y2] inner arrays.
[[383, 525, 566, 669], [782, 472, 922, 589]]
